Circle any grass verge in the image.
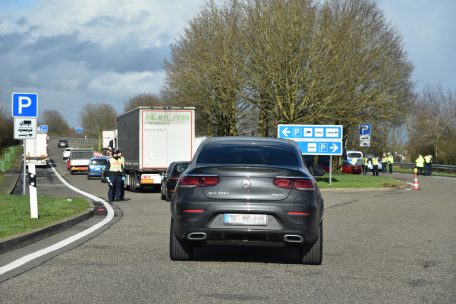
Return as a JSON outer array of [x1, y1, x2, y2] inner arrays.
[[316, 173, 404, 189], [0, 195, 90, 239], [393, 166, 456, 177]]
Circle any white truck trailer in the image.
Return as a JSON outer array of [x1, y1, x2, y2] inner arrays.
[[102, 130, 117, 149], [25, 133, 48, 167], [117, 107, 195, 191]]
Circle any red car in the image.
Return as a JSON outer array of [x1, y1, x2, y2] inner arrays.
[[340, 160, 363, 174], [318, 160, 362, 174]]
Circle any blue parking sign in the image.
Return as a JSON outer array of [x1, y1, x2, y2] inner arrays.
[[12, 93, 38, 117], [38, 125, 48, 133], [359, 123, 371, 135]]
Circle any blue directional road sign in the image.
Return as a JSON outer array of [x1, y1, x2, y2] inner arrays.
[[278, 124, 343, 155], [296, 141, 342, 155], [12, 93, 38, 117], [278, 124, 343, 140], [75, 127, 83, 135], [359, 123, 372, 135], [38, 125, 48, 133]]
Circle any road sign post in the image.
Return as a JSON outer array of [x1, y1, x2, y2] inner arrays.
[[28, 164, 38, 219], [278, 124, 343, 184], [12, 93, 39, 199], [359, 123, 372, 147]]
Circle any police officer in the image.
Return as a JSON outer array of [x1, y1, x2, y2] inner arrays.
[[381, 153, 387, 173], [415, 154, 425, 175], [387, 153, 394, 174], [372, 155, 379, 176], [117, 150, 128, 201], [362, 156, 368, 175], [424, 153, 433, 176], [105, 149, 124, 202]]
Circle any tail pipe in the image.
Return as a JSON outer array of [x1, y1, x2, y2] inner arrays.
[[284, 235, 304, 243], [187, 232, 207, 241]]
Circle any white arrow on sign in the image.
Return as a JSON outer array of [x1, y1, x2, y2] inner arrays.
[[330, 143, 338, 153], [282, 127, 290, 137]]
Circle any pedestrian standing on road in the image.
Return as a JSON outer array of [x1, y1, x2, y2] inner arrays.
[[362, 156, 368, 175], [424, 153, 433, 176], [381, 153, 387, 173], [372, 155, 379, 176], [117, 150, 128, 201], [105, 150, 124, 202], [387, 153, 394, 174], [415, 154, 424, 175]]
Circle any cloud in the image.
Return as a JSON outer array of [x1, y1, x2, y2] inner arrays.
[[0, 0, 205, 127], [377, 0, 456, 89]]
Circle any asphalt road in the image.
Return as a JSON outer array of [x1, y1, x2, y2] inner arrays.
[[0, 139, 455, 304]]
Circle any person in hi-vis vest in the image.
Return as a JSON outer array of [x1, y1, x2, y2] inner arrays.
[[105, 149, 124, 202]]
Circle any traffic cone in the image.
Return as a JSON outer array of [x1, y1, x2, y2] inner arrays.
[[412, 173, 420, 190]]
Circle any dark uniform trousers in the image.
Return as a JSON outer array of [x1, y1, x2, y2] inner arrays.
[[109, 172, 122, 201]]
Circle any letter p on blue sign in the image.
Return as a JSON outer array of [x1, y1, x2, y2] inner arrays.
[[12, 93, 38, 117]]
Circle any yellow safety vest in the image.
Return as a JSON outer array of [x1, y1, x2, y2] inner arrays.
[[387, 156, 394, 164], [109, 157, 123, 172], [416, 156, 424, 167], [424, 155, 432, 164], [371, 157, 379, 166]]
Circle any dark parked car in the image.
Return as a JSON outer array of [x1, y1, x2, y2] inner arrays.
[[170, 137, 324, 264], [161, 161, 190, 201], [58, 139, 69, 148]]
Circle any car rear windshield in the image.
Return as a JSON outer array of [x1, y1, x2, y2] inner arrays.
[[90, 159, 107, 165], [197, 144, 297, 166], [347, 152, 362, 158], [71, 151, 93, 160]]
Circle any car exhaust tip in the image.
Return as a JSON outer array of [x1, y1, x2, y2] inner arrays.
[[187, 232, 207, 241], [284, 235, 304, 243]]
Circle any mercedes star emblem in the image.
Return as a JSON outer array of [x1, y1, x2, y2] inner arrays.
[[241, 178, 251, 191]]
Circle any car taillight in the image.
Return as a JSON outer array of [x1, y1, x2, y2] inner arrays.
[[180, 175, 220, 188], [273, 177, 314, 190], [273, 178, 294, 189], [293, 179, 315, 190], [200, 176, 219, 186]]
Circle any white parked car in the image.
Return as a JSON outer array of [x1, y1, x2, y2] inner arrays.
[[366, 155, 383, 171], [63, 147, 74, 160]]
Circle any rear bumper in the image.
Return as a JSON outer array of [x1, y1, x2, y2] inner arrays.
[[71, 166, 88, 172], [172, 206, 321, 246], [88, 171, 102, 177]]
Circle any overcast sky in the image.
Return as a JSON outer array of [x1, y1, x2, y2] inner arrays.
[[1, 0, 455, 128]]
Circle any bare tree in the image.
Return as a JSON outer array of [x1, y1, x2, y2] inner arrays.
[[79, 103, 117, 139], [42, 110, 75, 136], [123, 93, 166, 112], [163, 0, 414, 140], [407, 86, 456, 164], [0, 105, 16, 149]]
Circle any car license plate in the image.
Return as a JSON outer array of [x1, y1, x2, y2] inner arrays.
[[224, 214, 267, 225]]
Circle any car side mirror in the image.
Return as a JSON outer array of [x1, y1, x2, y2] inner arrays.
[[311, 165, 325, 177], [176, 164, 188, 173]]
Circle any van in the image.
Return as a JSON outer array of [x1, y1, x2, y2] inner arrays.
[[346, 150, 363, 166]]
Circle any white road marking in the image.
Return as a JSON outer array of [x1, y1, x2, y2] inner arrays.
[[0, 165, 114, 276]]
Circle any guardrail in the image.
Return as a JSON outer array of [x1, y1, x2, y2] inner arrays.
[[395, 162, 456, 173], [55, 137, 98, 146]]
